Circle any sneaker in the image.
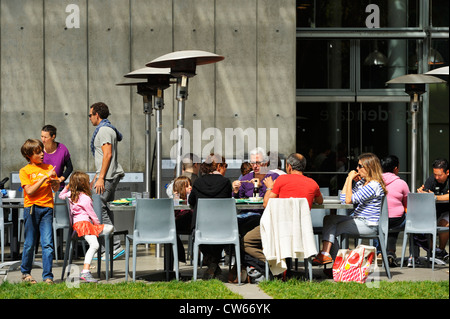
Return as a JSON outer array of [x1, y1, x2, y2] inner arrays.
[[100, 248, 125, 261], [80, 271, 98, 283], [387, 252, 399, 267], [113, 248, 125, 260], [247, 266, 265, 284], [435, 249, 449, 262], [407, 256, 422, 267], [312, 253, 333, 265]]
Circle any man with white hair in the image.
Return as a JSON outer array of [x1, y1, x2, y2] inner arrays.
[[232, 147, 280, 235]]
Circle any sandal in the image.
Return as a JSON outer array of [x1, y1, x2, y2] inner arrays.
[[44, 278, 54, 285], [227, 265, 248, 284], [21, 274, 37, 284]]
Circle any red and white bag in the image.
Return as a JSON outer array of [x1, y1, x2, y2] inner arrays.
[[332, 245, 376, 284]]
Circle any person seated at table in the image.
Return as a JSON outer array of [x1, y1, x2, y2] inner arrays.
[[417, 158, 449, 263], [172, 175, 193, 263], [313, 152, 386, 265], [238, 162, 253, 181], [19, 139, 60, 284], [237, 153, 322, 283], [166, 153, 200, 198], [232, 147, 280, 237], [188, 153, 231, 279], [267, 151, 286, 176], [59, 171, 114, 283], [380, 155, 409, 267]]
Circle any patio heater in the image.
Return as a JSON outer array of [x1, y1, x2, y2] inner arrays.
[[425, 66, 449, 76], [386, 74, 446, 192], [117, 67, 171, 198], [146, 50, 224, 177]]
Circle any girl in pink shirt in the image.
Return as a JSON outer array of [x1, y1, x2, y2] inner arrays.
[[59, 171, 113, 282]]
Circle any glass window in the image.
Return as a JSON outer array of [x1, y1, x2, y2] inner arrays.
[[360, 39, 415, 89], [297, 102, 409, 193], [431, 0, 449, 27], [297, 39, 351, 89], [296, 0, 419, 28]]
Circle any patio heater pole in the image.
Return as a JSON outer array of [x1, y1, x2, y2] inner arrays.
[[146, 50, 225, 178], [386, 74, 446, 193], [154, 88, 164, 199], [120, 67, 171, 198], [407, 88, 422, 193], [143, 95, 152, 193], [175, 76, 188, 177]]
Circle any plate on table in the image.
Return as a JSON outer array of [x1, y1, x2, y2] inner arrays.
[[111, 199, 131, 206], [244, 199, 264, 204]]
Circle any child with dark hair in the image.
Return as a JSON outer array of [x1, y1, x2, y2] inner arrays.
[[19, 139, 60, 284]]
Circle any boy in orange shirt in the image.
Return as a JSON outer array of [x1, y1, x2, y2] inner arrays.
[[19, 139, 60, 284]]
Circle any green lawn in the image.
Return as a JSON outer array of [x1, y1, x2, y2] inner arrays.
[[1, 279, 448, 299], [259, 279, 449, 299], [0, 280, 242, 299]]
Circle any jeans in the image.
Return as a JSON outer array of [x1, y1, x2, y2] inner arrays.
[[93, 174, 124, 252], [21, 205, 54, 280]]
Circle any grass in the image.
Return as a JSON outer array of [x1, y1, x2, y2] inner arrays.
[[0, 280, 242, 299], [259, 278, 449, 299], [1, 278, 448, 300]]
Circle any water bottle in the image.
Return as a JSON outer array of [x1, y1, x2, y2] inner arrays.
[[173, 193, 180, 206]]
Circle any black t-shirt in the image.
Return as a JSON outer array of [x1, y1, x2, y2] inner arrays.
[[424, 176, 449, 216], [423, 176, 449, 195]]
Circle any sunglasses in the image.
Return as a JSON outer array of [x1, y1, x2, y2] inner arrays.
[[357, 164, 364, 169]]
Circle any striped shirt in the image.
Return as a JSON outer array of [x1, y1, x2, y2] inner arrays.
[[340, 180, 384, 226]]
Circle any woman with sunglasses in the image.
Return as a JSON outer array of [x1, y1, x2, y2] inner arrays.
[[313, 152, 387, 265]]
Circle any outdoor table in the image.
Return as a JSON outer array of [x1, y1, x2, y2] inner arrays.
[[108, 196, 355, 212], [0, 197, 65, 272], [1, 198, 24, 260]]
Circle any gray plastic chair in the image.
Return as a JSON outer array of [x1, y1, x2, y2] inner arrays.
[[192, 198, 241, 284], [125, 198, 179, 282], [400, 193, 445, 271], [0, 198, 13, 263], [344, 196, 391, 279], [311, 187, 331, 247], [53, 191, 71, 261]]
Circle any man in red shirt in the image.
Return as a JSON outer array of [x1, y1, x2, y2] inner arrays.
[[241, 153, 323, 282], [263, 153, 323, 209]]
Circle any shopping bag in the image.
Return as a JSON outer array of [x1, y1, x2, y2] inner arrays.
[[332, 245, 376, 283]]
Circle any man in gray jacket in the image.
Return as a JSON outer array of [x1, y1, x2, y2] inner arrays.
[[89, 102, 125, 258]]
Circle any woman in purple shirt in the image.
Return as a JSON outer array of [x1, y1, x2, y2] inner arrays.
[[41, 125, 73, 189]]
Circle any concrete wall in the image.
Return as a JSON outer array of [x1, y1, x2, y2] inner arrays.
[[0, 0, 296, 181]]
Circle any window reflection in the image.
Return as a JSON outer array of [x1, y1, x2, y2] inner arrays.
[[296, 0, 419, 28], [297, 39, 350, 89], [297, 102, 408, 194]]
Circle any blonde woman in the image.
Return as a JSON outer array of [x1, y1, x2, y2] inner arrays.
[[313, 153, 387, 265]]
